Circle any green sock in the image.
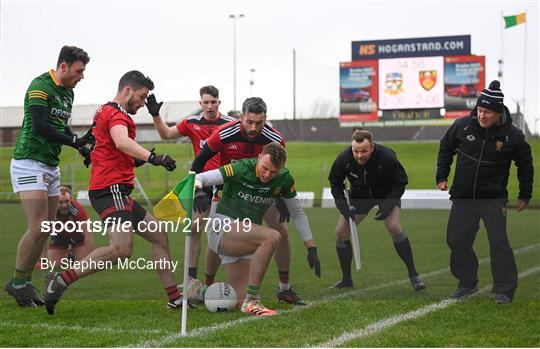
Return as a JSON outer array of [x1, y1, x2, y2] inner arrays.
[[24, 270, 33, 285], [246, 284, 260, 297], [12, 269, 26, 287]]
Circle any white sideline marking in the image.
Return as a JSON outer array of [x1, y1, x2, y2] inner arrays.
[[318, 265, 540, 348], [0, 321, 168, 335], [135, 316, 258, 347], [132, 243, 540, 347]]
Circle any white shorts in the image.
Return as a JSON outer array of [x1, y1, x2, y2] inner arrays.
[[206, 213, 253, 265], [10, 159, 61, 196]]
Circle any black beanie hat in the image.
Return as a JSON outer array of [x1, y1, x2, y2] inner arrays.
[[476, 80, 504, 113]]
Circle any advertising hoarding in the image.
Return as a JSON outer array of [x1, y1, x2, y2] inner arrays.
[[339, 60, 378, 123], [352, 35, 471, 60], [444, 55, 485, 119], [380, 109, 441, 121], [378, 56, 444, 110]]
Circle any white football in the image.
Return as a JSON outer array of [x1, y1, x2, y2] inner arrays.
[[204, 282, 237, 312]]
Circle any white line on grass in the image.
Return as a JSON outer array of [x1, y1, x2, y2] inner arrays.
[[317, 265, 540, 348], [0, 321, 169, 336], [132, 242, 540, 347]]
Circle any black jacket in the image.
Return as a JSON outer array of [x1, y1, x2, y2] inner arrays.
[[329, 143, 408, 202], [436, 106, 533, 201]]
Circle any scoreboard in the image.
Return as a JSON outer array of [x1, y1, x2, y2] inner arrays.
[[340, 35, 485, 126], [378, 56, 444, 110]]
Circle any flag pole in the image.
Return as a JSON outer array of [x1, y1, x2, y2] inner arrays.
[[181, 171, 196, 336], [522, 10, 527, 131], [500, 11, 505, 86], [181, 233, 191, 335]]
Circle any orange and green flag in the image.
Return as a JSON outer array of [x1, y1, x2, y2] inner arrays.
[[504, 12, 526, 28], [153, 172, 195, 227]]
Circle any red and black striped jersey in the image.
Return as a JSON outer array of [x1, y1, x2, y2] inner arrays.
[[206, 119, 286, 165], [54, 199, 89, 241], [176, 112, 235, 171]]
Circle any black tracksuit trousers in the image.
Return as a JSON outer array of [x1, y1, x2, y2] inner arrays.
[[446, 200, 518, 299]]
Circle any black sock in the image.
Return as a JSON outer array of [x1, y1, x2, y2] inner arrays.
[[188, 267, 198, 279], [336, 240, 353, 283], [393, 232, 418, 277]]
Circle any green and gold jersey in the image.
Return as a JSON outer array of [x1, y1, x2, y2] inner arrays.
[[217, 158, 297, 224], [12, 70, 74, 167]]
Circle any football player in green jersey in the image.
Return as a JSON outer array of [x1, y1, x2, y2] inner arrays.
[[191, 142, 321, 316], [6, 46, 92, 307]]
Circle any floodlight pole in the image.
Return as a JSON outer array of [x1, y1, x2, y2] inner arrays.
[[293, 48, 296, 120], [230, 14, 244, 112], [249, 68, 256, 96]]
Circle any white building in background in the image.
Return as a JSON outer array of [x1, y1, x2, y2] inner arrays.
[[0, 101, 202, 145]]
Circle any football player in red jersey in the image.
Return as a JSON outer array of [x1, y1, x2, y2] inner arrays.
[[148, 86, 235, 281], [191, 97, 321, 306], [48, 186, 93, 266], [43, 71, 182, 315]]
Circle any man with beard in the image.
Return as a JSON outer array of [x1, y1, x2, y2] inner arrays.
[[190, 143, 320, 316], [43, 71, 180, 315], [6, 45, 92, 307], [328, 130, 425, 291], [47, 186, 93, 265], [190, 97, 321, 305]]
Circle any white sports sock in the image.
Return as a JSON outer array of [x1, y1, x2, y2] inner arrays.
[[279, 282, 290, 292]]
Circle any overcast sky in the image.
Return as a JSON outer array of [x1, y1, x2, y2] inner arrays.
[[1, 0, 538, 131]]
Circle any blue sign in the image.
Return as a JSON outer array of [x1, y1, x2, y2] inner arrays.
[[352, 35, 471, 60]]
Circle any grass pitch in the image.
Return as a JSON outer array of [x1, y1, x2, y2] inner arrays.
[[1, 204, 539, 347], [1, 140, 539, 346], [2, 139, 539, 204]]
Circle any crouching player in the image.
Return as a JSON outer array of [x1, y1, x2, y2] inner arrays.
[[329, 130, 425, 290], [48, 186, 93, 266], [191, 142, 321, 316]]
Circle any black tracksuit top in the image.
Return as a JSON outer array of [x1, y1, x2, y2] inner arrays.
[[329, 143, 408, 201], [436, 106, 533, 201]]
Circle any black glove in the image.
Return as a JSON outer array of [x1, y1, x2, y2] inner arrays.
[[145, 94, 163, 117], [134, 159, 146, 167], [193, 188, 211, 213], [72, 127, 94, 148], [307, 247, 321, 278], [275, 197, 290, 223], [374, 199, 399, 221], [63, 127, 90, 149], [335, 198, 356, 220], [134, 147, 153, 167], [78, 146, 91, 168], [148, 150, 176, 171]]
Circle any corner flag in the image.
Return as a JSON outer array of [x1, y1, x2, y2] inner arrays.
[[153, 173, 195, 223], [153, 172, 195, 336]]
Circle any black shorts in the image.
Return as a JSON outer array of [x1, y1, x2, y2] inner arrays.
[[89, 184, 147, 227], [349, 192, 401, 215]]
